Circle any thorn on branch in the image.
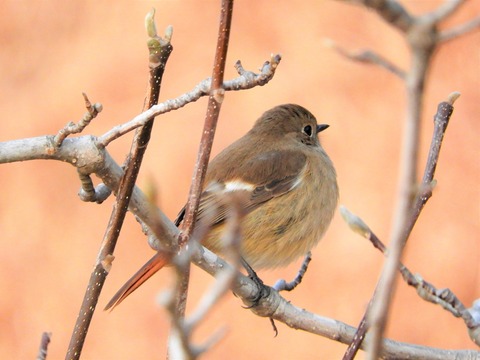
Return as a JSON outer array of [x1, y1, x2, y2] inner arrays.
[[54, 93, 102, 147]]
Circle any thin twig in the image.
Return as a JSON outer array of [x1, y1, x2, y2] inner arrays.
[[325, 39, 406, 79], [340, 205, 480, 355], [439, 16, 480, 43], [426, 0, 467, 23], [36, 332, 52, 360], [167, 0, 234, 357], [341, 1, 472, 358], [367, 92, 460, 358], [165, 191, 245, 359], [98, 55, 281, 147], [65, 10, 172, 360], [54, 93, 102, 147]]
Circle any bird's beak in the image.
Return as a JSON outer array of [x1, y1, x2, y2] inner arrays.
[[316, 124, 330, 133]]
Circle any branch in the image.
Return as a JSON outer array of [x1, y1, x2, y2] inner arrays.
[[351, 0, 413, 32], [0, 55, 281, 253], [339, 0, 473, 356], [97, 54, 281, 146], [36, 332, 52, 360], [65, 10, 173, 360], [165, 191, 244, 359], [340, 206, 480, 348], [54, 93, 103, 147], [439, 16, 480, 43], [425, 0, 467, 23], [1, 101, 476, 359], [368, 92, 460, 357], [191, 244, 480, 359], [168, 0, 234, 356], [325, 39, 406, 79]]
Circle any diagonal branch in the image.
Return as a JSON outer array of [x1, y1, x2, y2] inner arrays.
[[326, 39, 406, 79], [353, 0, 413, 32], [97, 55, 281, 147], [439, 16, 480, 43], [367, 92, 460, 357], [65, 10, 172, 360]]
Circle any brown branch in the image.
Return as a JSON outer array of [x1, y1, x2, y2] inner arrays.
[[65, 10, 172, 360], [167, 0, 234, 357]]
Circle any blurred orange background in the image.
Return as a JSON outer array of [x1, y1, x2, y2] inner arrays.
[[0, 1, 478, 359]]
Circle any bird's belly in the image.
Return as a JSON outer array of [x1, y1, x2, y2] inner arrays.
[[204, 174, 337, 269]]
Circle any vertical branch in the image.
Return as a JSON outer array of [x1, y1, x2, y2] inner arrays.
[[370, 20, 435, 358], [179, 0, 233, 240], [367, 17, 438, 359], [168, 0, 233, 355], [338, 1, 474, 357], [65, 11, 172, 360]]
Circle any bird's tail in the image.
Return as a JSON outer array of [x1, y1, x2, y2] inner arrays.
[[104, 251, 171, 311]]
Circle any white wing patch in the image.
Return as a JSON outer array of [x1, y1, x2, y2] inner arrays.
[[224, 180, 255, 192]]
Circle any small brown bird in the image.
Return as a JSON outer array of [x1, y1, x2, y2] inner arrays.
[[105, 104, 338, 310]]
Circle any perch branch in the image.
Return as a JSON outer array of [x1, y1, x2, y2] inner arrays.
[[191, 244, 480, 359]]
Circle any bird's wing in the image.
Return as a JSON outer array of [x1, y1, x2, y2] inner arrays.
[[196, 149, 307, 226]]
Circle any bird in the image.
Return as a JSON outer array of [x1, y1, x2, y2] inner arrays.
[[105, 103, 338, 310]]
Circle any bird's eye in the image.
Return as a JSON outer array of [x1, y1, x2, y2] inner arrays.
[[303, 125, 313, 137]]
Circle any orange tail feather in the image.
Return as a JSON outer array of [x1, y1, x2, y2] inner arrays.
[[105, 251, 171, 311]]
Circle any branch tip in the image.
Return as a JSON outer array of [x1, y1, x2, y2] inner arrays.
[[340, 205, 371, 238], [165, 25, 174, 41], [322, 37, 336, 49], [447, 91, 461, 105], [145, 9, 157, 37]]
